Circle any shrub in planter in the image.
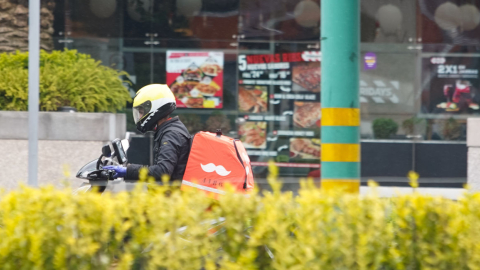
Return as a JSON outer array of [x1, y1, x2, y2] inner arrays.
[[0, 49, 132, 112], [402, 116, 424, 135], [372, 118, 398, 139], [2, 174, 480, 269], [443, 117, 462, 140]]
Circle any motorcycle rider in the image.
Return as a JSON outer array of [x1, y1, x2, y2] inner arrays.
[[104, 84, 191, 182]]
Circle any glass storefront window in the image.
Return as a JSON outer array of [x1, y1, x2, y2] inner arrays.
[[45, 0, 474, 189]]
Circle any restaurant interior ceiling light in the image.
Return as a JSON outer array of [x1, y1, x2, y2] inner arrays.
[[434, 2, 462, 30], [376, 4, 403, 35], [89, 0, 117, 18], [460, 4, 480, 31], [128, 0, 153, 22], [176, 0, 202, 17], [294, 0, 320, 28]]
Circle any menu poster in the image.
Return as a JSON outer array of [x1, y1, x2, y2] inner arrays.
[[166, 51, 224, 109], [422, 56, 480, 114], [237, 51, 322, 166]]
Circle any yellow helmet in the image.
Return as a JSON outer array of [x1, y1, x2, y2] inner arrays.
[[133, 84, 176, 133]]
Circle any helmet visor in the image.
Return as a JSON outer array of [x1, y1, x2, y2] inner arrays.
[[133, 101, 152, 124]]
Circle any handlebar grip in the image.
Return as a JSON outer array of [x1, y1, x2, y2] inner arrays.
[[100, 170, 111, 179]]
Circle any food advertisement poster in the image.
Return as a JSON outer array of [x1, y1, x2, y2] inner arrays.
[[421, 56, 480, 114], [237, 51, 322, 172], [166, 51, 224, 109]]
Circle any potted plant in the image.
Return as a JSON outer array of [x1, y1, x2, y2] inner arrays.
[[372, 118, 398, 139], [443, 117, 462, 141], [402, 116, 424, 136]]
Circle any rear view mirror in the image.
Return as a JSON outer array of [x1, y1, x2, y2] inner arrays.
[[102, 144, 112, 157]]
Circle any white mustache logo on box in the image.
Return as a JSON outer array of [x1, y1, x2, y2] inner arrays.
[[200, 163, 231, 176]]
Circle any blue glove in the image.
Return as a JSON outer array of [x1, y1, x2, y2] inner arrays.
[[103, 165, 127, 179]]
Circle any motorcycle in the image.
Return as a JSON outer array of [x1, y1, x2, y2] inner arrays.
[[74, 138, 130, 194], [73, 138, 274, 262]]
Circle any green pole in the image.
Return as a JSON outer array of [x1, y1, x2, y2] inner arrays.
[[321, 0, 360, 193]]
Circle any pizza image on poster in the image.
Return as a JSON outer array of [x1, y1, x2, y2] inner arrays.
[[422, 56, 480, 114], [166, 51, 224, 109]]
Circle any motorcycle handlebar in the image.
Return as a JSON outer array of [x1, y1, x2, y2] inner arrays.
[[100, 170, 111, 179]]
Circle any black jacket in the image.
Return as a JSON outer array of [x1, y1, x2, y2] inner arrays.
[[126, 117, 191, 181]]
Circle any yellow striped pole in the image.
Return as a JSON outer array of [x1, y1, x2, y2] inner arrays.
[[321, 0, 360, 193]]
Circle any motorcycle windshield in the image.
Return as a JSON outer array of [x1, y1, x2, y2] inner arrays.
[[76, 159, 98, 179]]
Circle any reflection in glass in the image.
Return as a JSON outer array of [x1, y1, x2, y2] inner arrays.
[[361, 0, 415, 43], [419, 0, 480, 45], [239, 0, 320, 41]]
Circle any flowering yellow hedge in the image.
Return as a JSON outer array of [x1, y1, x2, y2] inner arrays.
[[1, 180, 480, 269]]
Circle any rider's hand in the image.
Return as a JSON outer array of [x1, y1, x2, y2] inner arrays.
[[103, 165, 127, 179]]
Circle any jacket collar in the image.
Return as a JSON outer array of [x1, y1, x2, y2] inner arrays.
[[154, 116, 179, 139]]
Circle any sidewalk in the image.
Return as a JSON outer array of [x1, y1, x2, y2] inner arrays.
[[360, 186, 466, 200], [255, 177, 467, 200]]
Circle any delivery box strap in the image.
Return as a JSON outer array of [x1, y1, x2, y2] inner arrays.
[[182, 180, 227, 195], [233, 139, 247, 189]]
